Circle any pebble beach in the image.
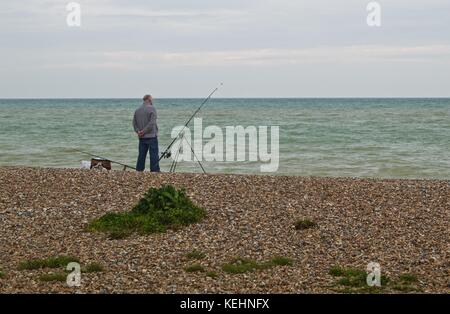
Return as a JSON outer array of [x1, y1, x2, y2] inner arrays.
[[0, 167, 448, 293]]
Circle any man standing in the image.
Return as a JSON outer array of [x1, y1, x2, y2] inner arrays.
[[133, 94, 160, 172]]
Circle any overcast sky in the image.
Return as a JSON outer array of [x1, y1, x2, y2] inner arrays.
[[1, 0, 449, 98]]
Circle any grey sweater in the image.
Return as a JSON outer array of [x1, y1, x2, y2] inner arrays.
[[133, 103, 158, 138]]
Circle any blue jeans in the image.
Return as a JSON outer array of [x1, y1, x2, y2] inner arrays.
[[136, 137, 160, 172]]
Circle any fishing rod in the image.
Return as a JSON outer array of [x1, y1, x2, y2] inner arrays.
[[73, 149, 136, 170], [159, 83, 223, 164]]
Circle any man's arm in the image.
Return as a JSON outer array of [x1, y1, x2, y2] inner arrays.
[[133, 112, 139, 133], [142, 109, 156, 134]]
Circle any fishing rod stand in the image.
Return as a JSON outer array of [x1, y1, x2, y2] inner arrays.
[[167, 132, 206, 174]]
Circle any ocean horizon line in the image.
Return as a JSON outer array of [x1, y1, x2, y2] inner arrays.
[[1, 96, 450, 100]]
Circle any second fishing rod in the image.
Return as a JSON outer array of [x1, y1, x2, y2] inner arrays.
[[159, 83, 223, 164]]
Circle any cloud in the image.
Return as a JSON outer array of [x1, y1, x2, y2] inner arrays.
[[16, 44, 448, 73], [89, 8, 246, 19], [0, 0, 249, 32]]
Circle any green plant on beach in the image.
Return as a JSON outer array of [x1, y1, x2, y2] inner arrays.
[[186, 250, 206, 260], [329, 266, 368, 285], [184, 264, 205, 273], [329, 266, 387, 294], [18, 256, 80, 270], [392, 273, 420, 292], [83, 262, 104, 273], [329, 266, 421, 294], [222, 256, 293, 274], [87, 185, 207, 238], [329, 265, 346, 277], [18, 256, 105, 284], [206, 271, 219, 279], [107, 230, 132, 240], [0, 270, 5, 279], [222, 257, 261, 274], [270, 256, 294, 266], [398, 273, 418, 283], [294, 219, 317, 230], [39, 272, 67, 282]]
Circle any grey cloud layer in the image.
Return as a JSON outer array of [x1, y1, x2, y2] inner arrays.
[[0, 0, 449, 97]]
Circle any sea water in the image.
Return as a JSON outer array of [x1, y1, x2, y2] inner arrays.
[[0, 98, 449, 179]]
